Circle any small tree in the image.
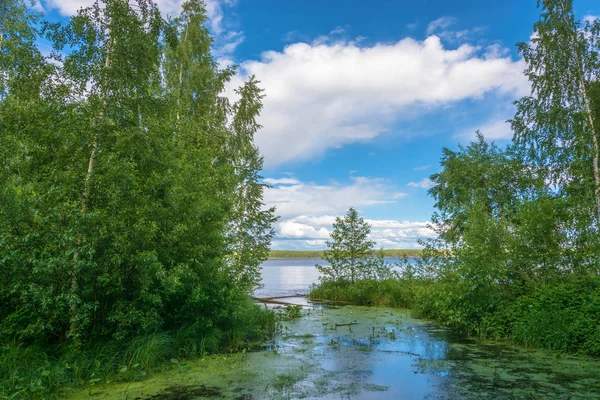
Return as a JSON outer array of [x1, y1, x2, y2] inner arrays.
[[316, 207, 377, 284]]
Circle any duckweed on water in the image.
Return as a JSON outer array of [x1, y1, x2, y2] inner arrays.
[[63, 304, 600, 399]]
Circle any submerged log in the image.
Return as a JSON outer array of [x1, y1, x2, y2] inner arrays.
[[260, 294, 307, 300], [252, 296, 304, 306]]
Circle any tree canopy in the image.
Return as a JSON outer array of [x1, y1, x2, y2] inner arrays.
[[0, 0, 275, 359]]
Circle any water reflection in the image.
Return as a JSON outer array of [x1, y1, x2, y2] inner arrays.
[[254, 258, 325, 298], [255, 259, 600, 399], [255, 257, 407, 298]]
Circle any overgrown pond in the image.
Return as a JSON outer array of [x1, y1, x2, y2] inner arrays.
[[62, 259, 600, 399], [63, 302, 600, 399]]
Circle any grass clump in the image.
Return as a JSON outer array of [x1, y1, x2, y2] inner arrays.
[[310, 278, 422, 308], [0, 297, 276, 399]]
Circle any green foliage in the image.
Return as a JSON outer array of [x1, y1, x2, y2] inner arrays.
[[506, 278, 600, 354], [310, 279, 420, 308], [389, 1, 600, 355], [0, 0, 277, 397], [275, 305, 303, 321], [316, 207, 393, 284], [0, 302, 277, 398], [227, 78, 278, 292], [512, 0, 600, 236]]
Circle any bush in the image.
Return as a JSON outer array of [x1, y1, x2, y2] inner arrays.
[[309, 279, 421, 308], [0, 299, 276, 398], [507, 278, 600, 354]]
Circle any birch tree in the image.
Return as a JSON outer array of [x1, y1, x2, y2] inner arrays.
[[512, 0, 600, 224]]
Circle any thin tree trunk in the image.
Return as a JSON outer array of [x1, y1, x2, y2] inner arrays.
[[0, 14, 6, 54], [176, 24, 189, 122], [579, 80, 600, 222], [560, 0, 600, 222], [237, 181, 246, 282], [0, 4, 6, 51], [70, 34, 113, 337]]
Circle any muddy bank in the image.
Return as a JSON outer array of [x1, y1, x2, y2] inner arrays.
[[62, 305, 600, 399]]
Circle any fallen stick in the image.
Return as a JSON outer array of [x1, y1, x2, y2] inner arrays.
[[335, 322, 359, 327], [252, 297, 304, 306]]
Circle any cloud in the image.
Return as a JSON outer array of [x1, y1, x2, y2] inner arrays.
[[426, 16, 485, 43], [272, 215, 436, 249], [413, 164, 431, 171], [263, 177, 301, 185], [456, 118, 513, 141], [213, 30, 245, 57], [407, 178, 434, 189], [330, 26, 347, 35], [406, 21, 419, 30], [228, 35, 528, 166], [426, 16, 457, 35], [278, 220, 330, 239], [42, 0, 191, 17], [583, 15, 598, 24], [264, 176, 401, 220], [264, 176, 434, 249]]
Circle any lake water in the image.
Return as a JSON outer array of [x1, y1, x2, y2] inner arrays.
[[249, 258, 600, 399], [254, 257, 406, 298]]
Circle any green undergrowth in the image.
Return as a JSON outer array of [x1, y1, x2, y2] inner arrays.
[[310, 276, 600, 356], [0, 297, 276, 399], [309, 279, 423, 308]]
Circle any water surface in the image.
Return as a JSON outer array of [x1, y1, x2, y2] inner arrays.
[[255, 257, 406, 298], [63, 258, 600, 399]]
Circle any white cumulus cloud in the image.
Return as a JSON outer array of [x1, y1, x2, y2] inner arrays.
[[263, 177, 301, 186], [228, 35, 528, 166], [264, 177, 436, 249], [264, 176, 400, 220]]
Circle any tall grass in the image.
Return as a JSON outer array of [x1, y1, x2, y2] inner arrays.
[[309, 279, 424, 308], [0, 299, 276, 399]]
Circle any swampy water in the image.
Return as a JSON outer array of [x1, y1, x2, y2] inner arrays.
[[64, 259, 600, 400]]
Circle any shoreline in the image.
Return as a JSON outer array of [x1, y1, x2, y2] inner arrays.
[[269, 249, 423, 259]]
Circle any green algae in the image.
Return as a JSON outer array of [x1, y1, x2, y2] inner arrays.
[[61, 304, 600, 400]]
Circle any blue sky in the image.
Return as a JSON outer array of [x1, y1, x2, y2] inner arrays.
[[36, 0, 600, 249]]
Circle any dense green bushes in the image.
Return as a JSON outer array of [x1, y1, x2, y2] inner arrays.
[[0, 0, 277, 398], [508, 279, 600, 354], [0, 296, 275, 398]]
